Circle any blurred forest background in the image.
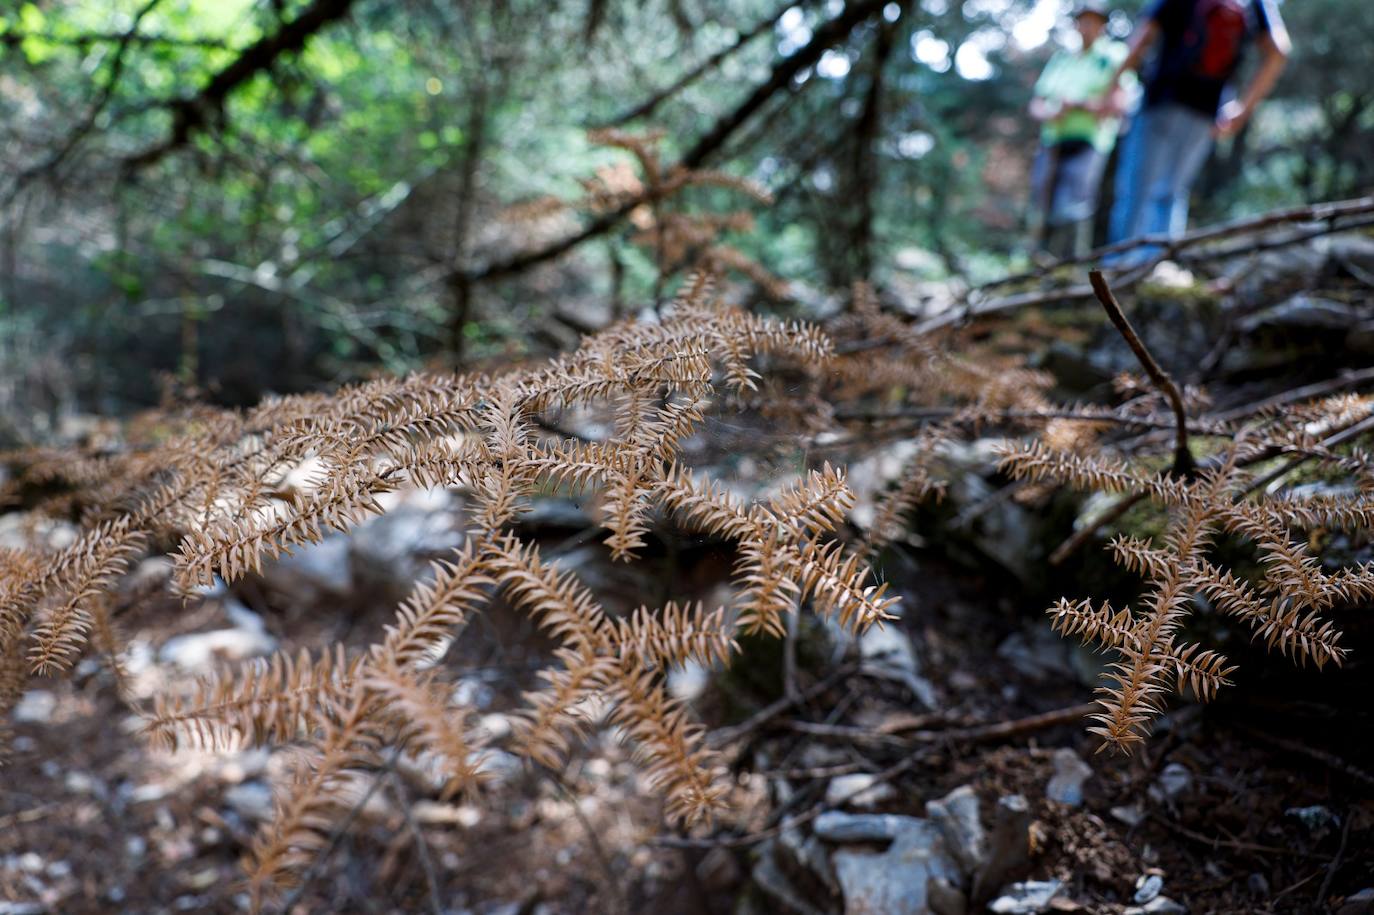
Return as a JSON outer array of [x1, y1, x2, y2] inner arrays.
[[2, 0, 1370, 438]]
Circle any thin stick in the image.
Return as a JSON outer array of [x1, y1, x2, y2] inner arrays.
[[1048, 490, 1149, 567], [1089, 270, 1194, 476], [278, 746, 403, 913], [1209, 367, 1374, 423], [782, 611, 800, 703], [1315, 809, 1352, 907], [389, 774, 444, 915], [833, 404, 1231, 438], [552, 770, 629, 915], [1114, 367, 1374, 455], [903, 701, 1098, 745], [708, 661, 859, 748], [659, 701, 1096, 849], [1148, 812, 1328, 861], [1238, 414, 1374, 497], [971, 194, 1374, 295]]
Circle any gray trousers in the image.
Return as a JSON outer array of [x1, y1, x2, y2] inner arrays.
[[1029, 140, 1107, 257]]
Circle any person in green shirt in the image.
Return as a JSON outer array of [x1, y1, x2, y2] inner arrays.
[[1027, 1, 1134, 257]]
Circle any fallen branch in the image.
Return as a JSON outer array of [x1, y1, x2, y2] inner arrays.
[[973, 194, 1374, 295], [389, 774, 444, 915], [833, 405, 1232, 438], [914, 196, 1374, 336], [902, 701, 1099, 745]]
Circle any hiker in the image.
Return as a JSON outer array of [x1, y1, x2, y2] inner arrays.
[[1027, 1, 1134, 258], [1106, 0, 1290, 256]]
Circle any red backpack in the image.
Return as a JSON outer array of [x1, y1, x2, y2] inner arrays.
[[1187, 0, 1250, 80]]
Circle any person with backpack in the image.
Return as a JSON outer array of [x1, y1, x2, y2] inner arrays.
[[1027, 2, 1135, 257], [1105, 0, 1290, 258]]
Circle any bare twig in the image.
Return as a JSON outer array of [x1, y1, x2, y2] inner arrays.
[[834, 404, 1231, 438], [972, 194, 1374, 296], [660, 701, 1097, 849], [783, 720, 906, 745], [1089, 270, 1195, 476], [1316, 809, 1353, 907], [551, 770, 629, 915], [1048, 490, 1149, 567], [596, 0, 793, 128], [782, 611, 800, 703], [277, 745, 403, 914], [389, 775, 444, 915], [1233, 723, 1374, 791], [1209, 368, 1374, 424], [709, 661, 859, 748], [1147, 812, 1328, 861], [902, 701, 1098, 745], [911, 196, 1374, 337], [1238, 414, 1374, 497]]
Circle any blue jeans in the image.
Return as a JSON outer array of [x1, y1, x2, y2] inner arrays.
[[1107, 111, 1146, 246], [1106, 102, 1215, 262]]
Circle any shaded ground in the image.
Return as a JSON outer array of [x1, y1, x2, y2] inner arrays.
[[5, 240, 1374, 914], [3, 533, 1370, 914]]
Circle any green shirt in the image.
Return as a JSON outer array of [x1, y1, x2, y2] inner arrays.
[[1033, 36, 1133, 153]]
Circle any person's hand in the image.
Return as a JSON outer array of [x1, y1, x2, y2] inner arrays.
[[1213, 100, 1249, 138]]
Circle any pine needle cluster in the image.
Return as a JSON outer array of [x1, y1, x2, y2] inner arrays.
[[0, 276, 892, 904], [999, 395, 1374, 752], [503, 129, 787, 298]]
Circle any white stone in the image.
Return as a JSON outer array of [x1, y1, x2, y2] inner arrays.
[[826, 773, 896, 809], [11, 690, 56, 724]]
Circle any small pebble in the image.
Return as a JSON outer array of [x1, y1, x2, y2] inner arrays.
[[1338, 888, 1374, 915], [1134, 874, 1163, 904], [989, 880, 1064, 914], [1045, 749, 1093, 807], [11, 691, 56, 724], [1152, 763, 1192, 800], [826, 773, 896, 808], [1110, 804, 1145, 827], [1286, 805, 1339, 834]]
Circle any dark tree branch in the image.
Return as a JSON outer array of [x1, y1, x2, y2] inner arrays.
[[975, 194, 1374, 295], [4, 0, 165, 204], [120, 0, 358, 173], [0, 30, 231, 50], [459, 0, 890, 285], [596, 0, 794, 128], [680, 0, 887, 170]]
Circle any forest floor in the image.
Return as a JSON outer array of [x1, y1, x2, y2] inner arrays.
[[4, 238, 1374, 914], [3, 542, 1369, 915]]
